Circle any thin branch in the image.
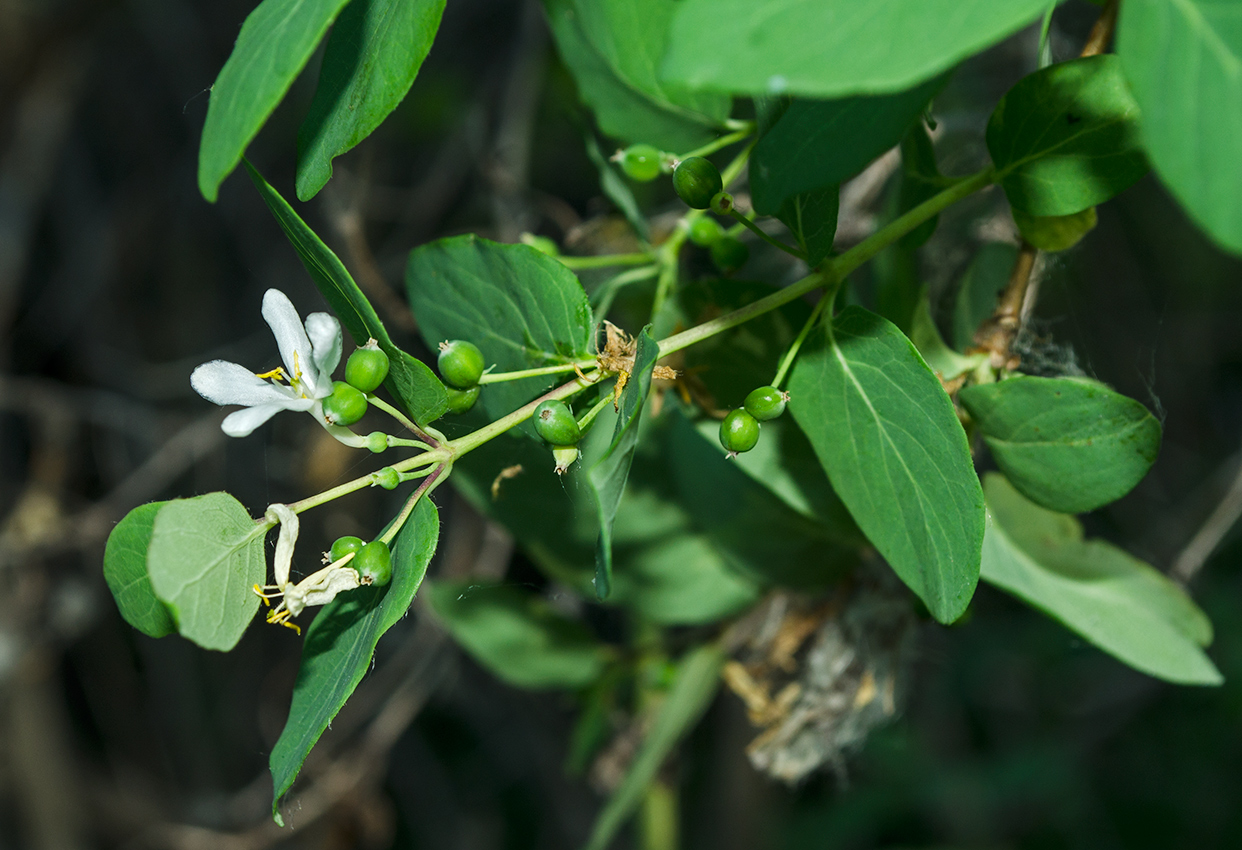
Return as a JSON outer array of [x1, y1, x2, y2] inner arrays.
[[1172, 453, 1242, 585], [971, 239, 1037, 368], [1081, 0, 1119, 58]]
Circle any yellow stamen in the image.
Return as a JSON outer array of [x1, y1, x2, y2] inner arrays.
[[255, 366, 287, 381]]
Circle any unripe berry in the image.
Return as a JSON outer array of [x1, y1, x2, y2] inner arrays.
[[344, 340, 390, 393], [373, 467, 400, 490], [688, 216, 724, 247], [552, 445, 579, 475], [330, 535, 365, 563], [353, 540, 392, 586], [446, 385, 481, 414], [322, 380, 368, 426], [719, 409, 760, 455], [620, 144, 663, 182], [744, 386, 789, 421], [533, 399, 581, 446], [672, 156, 723, 209], [438, 340, 485, 389]]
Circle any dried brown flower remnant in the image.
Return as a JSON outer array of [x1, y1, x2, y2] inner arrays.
[[595, 321, 678, 408]]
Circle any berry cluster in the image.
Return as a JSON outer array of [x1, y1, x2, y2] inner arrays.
[[328, 535, 393, 587], [719, 385, 789, 457], [322, 340, 391, 426], [533, 399, 583, 475], [437, 340, 485, 413]]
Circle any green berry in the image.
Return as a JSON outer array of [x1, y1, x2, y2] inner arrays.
[[533, 399, 581, 446], [373, 467, 400, 490], [446, 385, 481, 414], [709, 191, 734, 215], [688, 216, 724, 247], [353, 540, 392, 587], [322, 380, 368, 426], [330, 535, 365, 564], [344, 341, 390, 393], [552, 445, 579, 475], [620, 144, 662, 182], [438, 340, 485, 389], [744, 386, 788, 421], [710, 236, 749, 272], [365, 431, 389, 453], [672, 156, 723, 209], [719, 409, 760, 454]]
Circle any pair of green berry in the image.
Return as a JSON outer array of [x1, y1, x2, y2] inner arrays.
[[329, 536, 393, 586], [719, 385, 789, 455], [438, 340, 485, 414], [322, 341, 392, 427], [533, 399, 582, 474]]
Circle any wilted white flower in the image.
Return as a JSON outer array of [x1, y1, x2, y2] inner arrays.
[[254, 504, 362, 634], [190, 289, 342, 437]]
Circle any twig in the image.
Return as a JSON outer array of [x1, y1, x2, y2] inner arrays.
[[971, 239, 1037, 368], [1081, 0, 1119, 58], [1171, 454, 1242, 585]]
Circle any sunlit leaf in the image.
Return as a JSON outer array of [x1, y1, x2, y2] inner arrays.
[[103, 501, 175, 638]]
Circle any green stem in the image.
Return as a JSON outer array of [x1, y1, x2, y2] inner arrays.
[[728, 209, 806, 260], [377, 463, 450, 546], [678, 126, 754, 160], [448, 370, 603, 458], [577, 391, 615, 432], [658, 167, 995, 359], [640, 780, 678, 850], [557, 253, 654, 270], [478, 360, 597, 385], [367, 394, 438, 446], [772, 292, 832, 389], [288, 448, 448, 514], [592, 265, 660, 322]]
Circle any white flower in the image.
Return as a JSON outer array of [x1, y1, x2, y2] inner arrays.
[[190, 289, 342, 437], [254, 503, 362, 634]]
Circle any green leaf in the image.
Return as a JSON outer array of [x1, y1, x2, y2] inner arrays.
[[981, 473, 1220, 685], [584, 133, 651, 241], [426, 580, 609, 690], [147, 493, 268, 651], [959, 375, 1162, 514], [661, 0, 1053, 98], [952, 242, 1016, 351], [244, 162, 448, 424], [543, 0, 729, 152], [103, 502, 175, 638], [909, 292, 985, 381], [588, 327, 659, 598], [1118, 0, 1242, 253], [667, 413, 859, 589], [775, 188, 839, 267], [988, 55, 1148, 216], [270, 498, 438, 822], [198, 0, 352, 201], [296, 0, 447, 201], [787, 306, 984, 623], [405, 235, 593, 433], [584, 643, 724, 850], [1013, 206, 1098, 251], [750, 76, 944, 215]]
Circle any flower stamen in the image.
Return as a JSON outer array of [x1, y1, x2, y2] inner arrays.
[[254, 366, 288, 381]]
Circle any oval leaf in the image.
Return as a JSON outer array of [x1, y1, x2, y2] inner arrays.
[[981, 473, 1220, 685], [959, 375, 1161, 514], [661, 0, 1052, 98], [1118, 0, 1242, 254], [147, 493, 268, 651], [103, 501, 175, 638], [427, 580, 608, 690], [270, 498, 439, 822], [788, 306, 984, 623], [988, 55, 1148, 216], [296, 0, 447, 201], [198, 0, 351, 201], [405, 234, 594, 432]]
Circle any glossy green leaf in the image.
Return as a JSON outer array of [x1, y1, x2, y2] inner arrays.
[[751, 77, 943, 215], [953, 242, 1016, 351], [1013, 206, 1098, 251], [270, 498, 438, 823], [981, 474, 1220, 685], [988, 55, 1148, 216], [103, 501, 175, 638], [1118, 0, 1242, 253], [198, 0, 351, 201], [296, 0, 447, 200], [245, 162, 448, 424], [406, 234, 594, 434], [147, 493, 268, 651], [776, 187, 839, 267], [960, 375, 1162, 514], [584, 643, 724, 850], [909, 292, 985, 381], [661, 0, 1052, 97], [543, 0, 729, 152], [588, 327, 658, 598], [426, 580, 609, 690], [787, 306, 984, 623]]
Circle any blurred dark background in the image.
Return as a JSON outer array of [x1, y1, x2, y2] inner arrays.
[[2, 0, 1241, 847]]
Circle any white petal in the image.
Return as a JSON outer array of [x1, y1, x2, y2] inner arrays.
[[305, 312, 342, 396], [221, 403, 300, 437], [265, 503, 299, 588], [262, 289, 316, 391], [192, 360, 300, 407], [287, 566, 361, 615]]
